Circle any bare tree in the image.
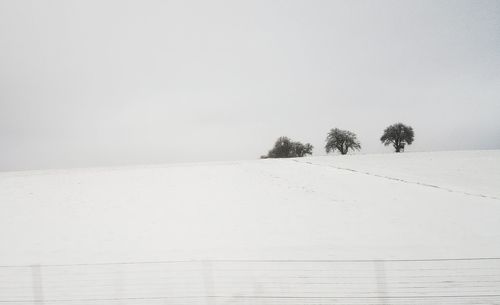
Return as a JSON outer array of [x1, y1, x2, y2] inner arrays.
[[380, 122, 414, 152], [264, 137, 313, 158], [325, 128, 361, 155]]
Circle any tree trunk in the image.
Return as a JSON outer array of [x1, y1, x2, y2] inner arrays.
[[394, 140, 401, 153]]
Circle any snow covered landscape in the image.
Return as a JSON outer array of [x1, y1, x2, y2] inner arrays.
[[1, 150, 499, 304], [2, 0, 499, 303]]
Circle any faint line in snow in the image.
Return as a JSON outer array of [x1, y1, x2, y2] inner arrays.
[[292, 160, 500, 201]]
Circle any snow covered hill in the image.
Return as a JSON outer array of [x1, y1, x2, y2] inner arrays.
[[2, 149, 499, 264], [1, 150, 499, 304]]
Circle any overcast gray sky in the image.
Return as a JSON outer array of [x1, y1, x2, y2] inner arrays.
[[1, 0, 499, 171]]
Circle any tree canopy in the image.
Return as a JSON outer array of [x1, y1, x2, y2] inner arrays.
[[380, 123, 414, 152], [325, 128, 361, 155], [263, 136, 313, 158]]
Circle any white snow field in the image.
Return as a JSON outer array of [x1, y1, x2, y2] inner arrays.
[[1, 150, 500, 304]]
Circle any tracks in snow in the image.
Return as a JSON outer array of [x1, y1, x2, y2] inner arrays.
[[292, 159, 500, 201]]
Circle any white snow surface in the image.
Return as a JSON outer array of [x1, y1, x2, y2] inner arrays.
[[1, 150, 500, 265]]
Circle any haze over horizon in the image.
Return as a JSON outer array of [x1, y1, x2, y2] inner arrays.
[[1, 0, 499, 171]]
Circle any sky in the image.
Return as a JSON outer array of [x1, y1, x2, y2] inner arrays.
[[0, 0, 499, 171]]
